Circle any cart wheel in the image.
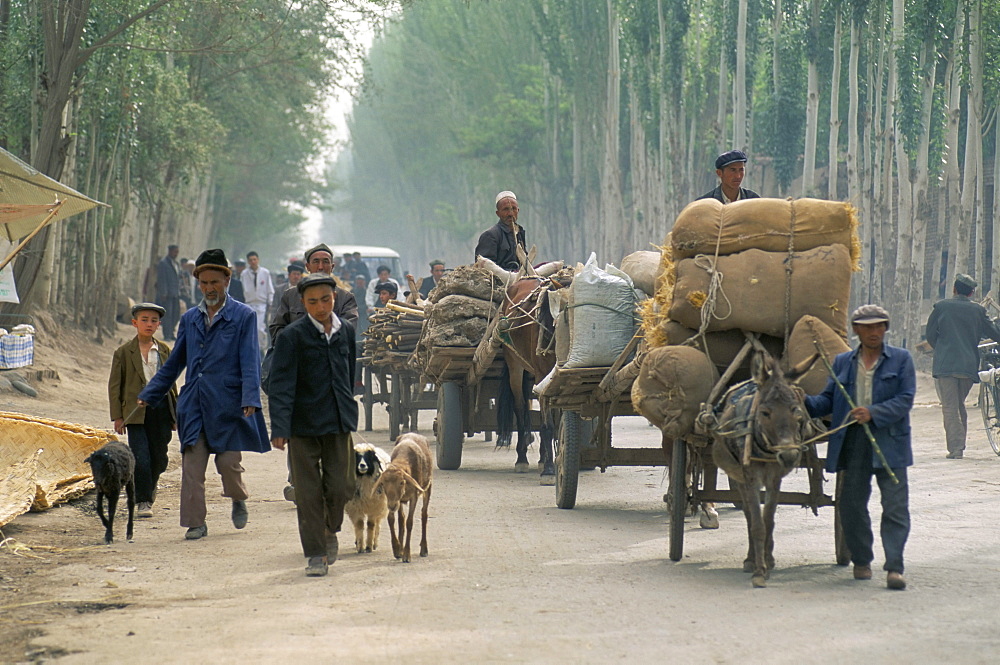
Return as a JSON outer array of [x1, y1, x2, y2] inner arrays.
[[436, 382, 463, 470], [555, 411, 582, 509], [389, 374, 401, 441], [668, 439, 688, 561], [834, 471, 851, 565]]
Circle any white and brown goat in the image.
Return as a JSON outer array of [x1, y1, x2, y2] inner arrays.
[[345, 442, 392, 554], [373, 433, 433, 563]]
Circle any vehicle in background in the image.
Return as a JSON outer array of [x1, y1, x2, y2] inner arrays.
[[330, 245, 404, 282]]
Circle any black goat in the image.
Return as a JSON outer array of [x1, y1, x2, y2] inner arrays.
[[84, 442, 136, 544]]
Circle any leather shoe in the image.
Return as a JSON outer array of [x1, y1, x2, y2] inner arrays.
[[946, 451, 963, 459], [305, 556, 328, 577], [232, 500, 248, 529], [853, 564, 872, 580], [283, 484, 296, 503], [887, 571, 907, 590], [185, 525, 208, 540]]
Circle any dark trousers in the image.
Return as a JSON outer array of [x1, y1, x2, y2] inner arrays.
[[288, 432, 356, 558], [159, 295, 180, 339], [839, 426, 910, 573], [125, 402, 173, 504], [936, 376, 974, 454]]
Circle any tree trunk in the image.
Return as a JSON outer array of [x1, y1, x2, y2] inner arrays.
[[944, 3, 969, 280], [734, 0, 748, 149], [827, 8, 842, 199], [847, 18, 865, 298], [716, 0, 729, 147]]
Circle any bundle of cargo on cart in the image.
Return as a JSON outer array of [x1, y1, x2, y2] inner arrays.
[[629, 196, 861, 581]]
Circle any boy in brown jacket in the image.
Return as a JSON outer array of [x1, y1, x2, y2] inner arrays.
[[109, 303, 177, 518]]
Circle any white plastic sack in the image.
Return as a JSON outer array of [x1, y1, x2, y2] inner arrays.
[[564, 253, 637, 368]]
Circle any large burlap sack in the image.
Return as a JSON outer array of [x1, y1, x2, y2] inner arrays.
[[669, 244, 851, 338], [632, 346, 718, 438], [659, 321, 783, 369], [427, 264, 504, 303], [671, 197, 860, 267], [785, 315, 851, 395], [565, 254, 636, 368], [620, 250, 661, 296], [425, 294, 497, 322]]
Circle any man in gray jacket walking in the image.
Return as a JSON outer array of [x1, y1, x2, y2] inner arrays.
[[925, 274, 1000, 458]]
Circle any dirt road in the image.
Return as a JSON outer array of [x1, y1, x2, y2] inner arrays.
[[2, 328, 1000, 663]]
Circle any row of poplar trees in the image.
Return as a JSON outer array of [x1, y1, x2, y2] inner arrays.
[[0, 0, 382, 337], [347, 0, 1000, 349]]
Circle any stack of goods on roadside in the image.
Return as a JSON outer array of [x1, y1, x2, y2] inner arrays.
[[633, 197, 860, 437], [363, 302, 426, 364]]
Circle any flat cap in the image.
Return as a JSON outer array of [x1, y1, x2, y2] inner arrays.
[[715, 149, 748, 170], [297, 273, 338, 294], [287, 260, 305, 274], [429, 259, 445, 268], [193, 249, 232, 277], [955, 273, 978, 289], [851, 304, 891, 325], [374, 282, 398, 295], [131, 302, 166, 318], [304, 243, 333, 262]]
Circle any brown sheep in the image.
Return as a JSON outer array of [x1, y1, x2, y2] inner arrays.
[[374, 432, 432, 562]]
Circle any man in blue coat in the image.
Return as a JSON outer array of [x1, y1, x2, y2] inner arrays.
[[805, 304, 915, 590], [140, 248, 270, 541]]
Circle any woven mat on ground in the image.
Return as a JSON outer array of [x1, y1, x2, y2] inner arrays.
[[0, 412, 116, 525]]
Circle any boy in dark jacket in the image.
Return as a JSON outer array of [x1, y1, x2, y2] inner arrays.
[[268, 274, 358, 577], [108, 303, 177, 518]]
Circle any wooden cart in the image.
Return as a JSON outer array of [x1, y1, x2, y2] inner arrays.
[[420, 314, 544, 470], [537, 335, 651, 509], [664, 333, 848, 564], [361, 352, 437, 440]]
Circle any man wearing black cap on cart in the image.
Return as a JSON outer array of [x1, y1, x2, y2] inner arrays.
[[139, 249, 270, 540], [805, 304, 915, 590], [697, 150, 760, 204], [925, 274, 1000, 459]]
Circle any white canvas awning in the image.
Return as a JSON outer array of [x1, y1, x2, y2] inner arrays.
[[0, 146, 108, 271]]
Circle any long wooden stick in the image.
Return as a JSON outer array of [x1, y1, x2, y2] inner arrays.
[[813, 340, 898, 484]]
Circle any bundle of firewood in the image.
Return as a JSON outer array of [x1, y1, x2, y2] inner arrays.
[[362, 302, 426, 364]]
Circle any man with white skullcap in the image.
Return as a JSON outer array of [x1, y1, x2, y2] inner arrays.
[[474, 190, 526, 271]]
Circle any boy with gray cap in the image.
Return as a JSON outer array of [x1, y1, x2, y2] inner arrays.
[[925, 274, 1000, 458], [108, 303, 177, 518], [806, 304, 915, 590]]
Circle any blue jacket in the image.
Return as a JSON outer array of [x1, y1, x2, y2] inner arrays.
[[805, 344, 915, 472], [139, 297, 270, 454]]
